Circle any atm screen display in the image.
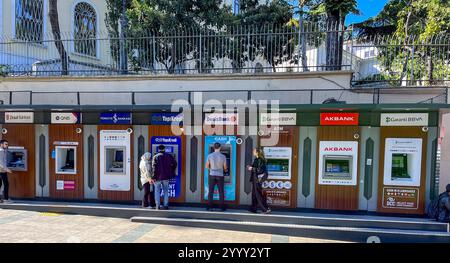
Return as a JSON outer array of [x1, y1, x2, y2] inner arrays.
[[7, 150, 27, 171], [56, 146, 76, 174], [323, 156, 352, 180], [391, 153, 411, 180], [105, 147, 125, 174]]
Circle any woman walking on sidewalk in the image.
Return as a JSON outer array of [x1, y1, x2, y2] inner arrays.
[[247, 148, 271, 214]]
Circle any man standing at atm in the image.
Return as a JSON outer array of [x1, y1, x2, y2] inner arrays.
[[0, 140, 13, 203], [206, 142, 228, 211], [152, 145, 177, 210]]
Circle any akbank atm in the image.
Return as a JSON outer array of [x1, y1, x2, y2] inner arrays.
[[203, 136, 237, 201], [99, 130, 131, 191], [151, 136, 182, 198], [7, 147, 27, 171]]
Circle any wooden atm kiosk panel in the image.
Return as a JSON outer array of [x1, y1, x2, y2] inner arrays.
[[1, 124, 35, 198], [49, 124, 84, 200]]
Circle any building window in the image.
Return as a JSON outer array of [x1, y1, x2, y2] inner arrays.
[[233, 0, 240, 15], [15, 0, 44, 42], [74, 2, 97, 57]]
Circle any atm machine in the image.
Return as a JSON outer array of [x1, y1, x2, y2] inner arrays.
[[203, 136, 237, 202], [7, 147, 27, 171]]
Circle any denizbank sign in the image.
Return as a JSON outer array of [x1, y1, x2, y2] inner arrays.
[[260, 113, 296, 125], [381, 113, 428, 126]]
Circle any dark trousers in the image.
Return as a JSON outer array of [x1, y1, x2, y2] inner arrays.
[[0, 173, 9, 200], [250, 180, 269, 212], [142, 182, 156, 208], [208, 176, 225, 209]]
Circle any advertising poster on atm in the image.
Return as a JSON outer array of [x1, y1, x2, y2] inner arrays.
[[99, 130, 131, 191], [262, 147, 293, 207], [203, 136, 237, 201], [318, 141, 358, 186], [151, 136, 182, 198]]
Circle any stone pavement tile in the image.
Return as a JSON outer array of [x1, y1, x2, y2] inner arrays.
[[289, 236, 350, 243]]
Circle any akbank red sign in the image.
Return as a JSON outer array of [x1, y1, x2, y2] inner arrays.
[[320, 113, 359, 126]]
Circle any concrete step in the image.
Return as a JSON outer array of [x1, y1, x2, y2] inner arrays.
[[130, 216, 450, 243], [0, 201, 447, 234]]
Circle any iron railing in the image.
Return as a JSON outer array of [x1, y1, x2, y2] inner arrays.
[[0, 23, 449, 88]]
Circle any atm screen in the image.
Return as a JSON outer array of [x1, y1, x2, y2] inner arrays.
[[56, 147, 76, 174], [7, 149, 27, 171], [209, 144, 231, 183], [391, 153, 411, 179], [323, 155, 352, 180], [105, 147, 125, 174]]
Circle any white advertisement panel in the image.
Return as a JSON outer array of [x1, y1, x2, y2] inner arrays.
[[99, 130, 131, 191], [5, 112, 34, 123], [263, 147, 292, 180], [380, 113, 428, 126], [383, 138, 422, 187], [318, 141, 359, 186]]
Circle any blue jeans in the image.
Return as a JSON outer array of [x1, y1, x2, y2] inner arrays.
[[154, 180, 170, 207]]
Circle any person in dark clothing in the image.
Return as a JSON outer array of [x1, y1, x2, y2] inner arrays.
[[152, 145, 177, 210], [247, 148, 271, 214], [438, 184, 450, 223]]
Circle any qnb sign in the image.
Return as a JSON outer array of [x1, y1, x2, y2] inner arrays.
[[381, 113, 428, 126], [320, 113, 359, 126], [51, 113, 80, 124]]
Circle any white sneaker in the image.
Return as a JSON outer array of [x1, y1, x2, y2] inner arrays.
[[3, 199, 13, 204]]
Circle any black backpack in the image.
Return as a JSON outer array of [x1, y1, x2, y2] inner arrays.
[[427, 193, 446, 220]]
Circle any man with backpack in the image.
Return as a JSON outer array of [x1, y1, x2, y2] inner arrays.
[[427, 184, 450, 222]]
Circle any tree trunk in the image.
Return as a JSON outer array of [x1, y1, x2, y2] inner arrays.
[[325, 10, 341, 71], [299, 5, 309, 72], [49, 0, 68, 75]]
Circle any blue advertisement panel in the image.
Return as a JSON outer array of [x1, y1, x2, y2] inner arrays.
[[100, 113, 132, 124], [151, 113, 183, 125], [151, 136, 182, 198], [204, 136, 237, 201]]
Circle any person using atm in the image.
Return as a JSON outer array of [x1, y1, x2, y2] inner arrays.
[[140, 152, 156, 209], [152, 145, 177, 210], [0, 140, 13, 203], [205, 142, 228, 212]]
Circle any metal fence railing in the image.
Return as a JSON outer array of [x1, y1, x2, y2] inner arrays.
[[0, 23, 449, 88]]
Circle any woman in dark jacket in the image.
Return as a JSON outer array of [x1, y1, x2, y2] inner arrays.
[[247, 148, 271, 214]]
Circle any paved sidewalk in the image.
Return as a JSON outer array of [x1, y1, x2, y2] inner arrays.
[[0, 209, 346, 243]]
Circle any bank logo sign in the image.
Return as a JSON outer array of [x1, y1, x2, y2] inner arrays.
[[100, 113, 132, 124], [51, 112, 81, 124], [204, 113, 238, 125], [5, 112, 34, 123], [381, 113, 428, 126], [260, 113, 296, 125], [151, 113, 183, 125], [320, 113, 359, 126]]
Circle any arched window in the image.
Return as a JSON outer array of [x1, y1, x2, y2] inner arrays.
[[15, 0, 44, 42], [74, 2, 97, 57]]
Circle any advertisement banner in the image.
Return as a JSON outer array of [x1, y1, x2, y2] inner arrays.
[[383, 138, 422, 187], [204, 113, 238, 125], [260, 113, 297, 126], [382, 187, 419, 209], [204, 136, 237, 201], [318, 141, 359, 186], [380, 113, 428, 126], [262, 180, 292, 207], [151, 136, 182, 198], [151, 113, 183, 125], [99, 130, 131, 191], [5, 112, 34, 123], [100, 113, 132, 124], [320, 113, 359, 126], [51, 112, 81, 124]]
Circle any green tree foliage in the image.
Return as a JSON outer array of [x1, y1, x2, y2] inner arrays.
[[354, 0, 450, 86], [105, 0, 294, 73]]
